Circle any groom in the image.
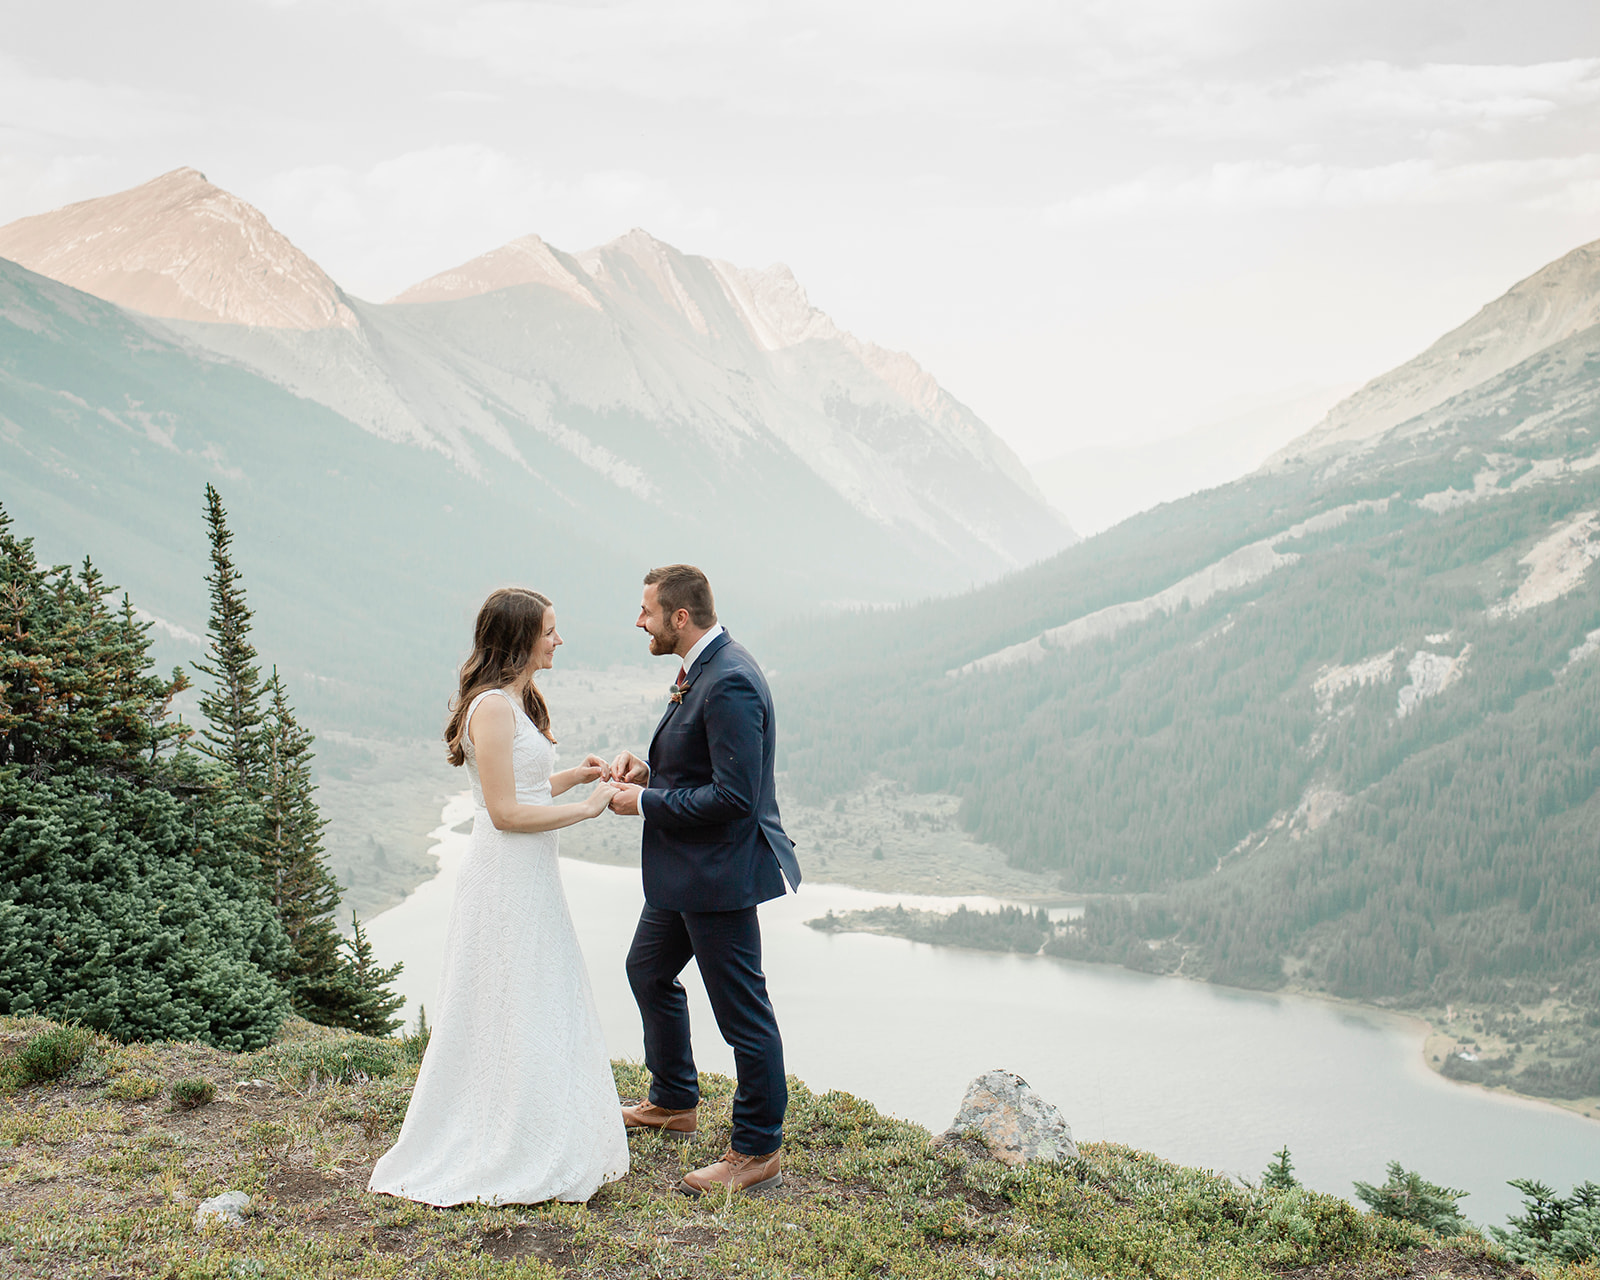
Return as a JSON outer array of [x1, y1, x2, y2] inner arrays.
[[606, 564, 802, 1196]]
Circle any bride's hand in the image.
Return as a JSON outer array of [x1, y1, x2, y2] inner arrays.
[[584, 782, 620, 818], [573, 753, 610, 785]]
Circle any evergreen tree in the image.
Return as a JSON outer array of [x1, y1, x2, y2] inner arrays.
[[1352, 1161, 1469, 1235], [0, 504, 292, 1048], [1492, 1179, 1600, 1263], [1262, 1146, 1299, 1191], [193, 483, 266, 791], [187, 488, 404, 1034], [259, 667, 349, 1024], [337, 912, 406, 1037]]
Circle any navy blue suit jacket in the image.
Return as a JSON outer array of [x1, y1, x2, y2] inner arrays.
[[639, 631, 802, 912]]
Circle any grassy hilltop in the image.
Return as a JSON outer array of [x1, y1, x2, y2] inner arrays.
[[0, 1017, 1568, 1280]]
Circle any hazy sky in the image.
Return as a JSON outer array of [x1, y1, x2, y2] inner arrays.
[[4, 1, 1600, 461]]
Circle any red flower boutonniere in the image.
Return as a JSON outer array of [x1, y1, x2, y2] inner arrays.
[[669, 683, 686, 704]]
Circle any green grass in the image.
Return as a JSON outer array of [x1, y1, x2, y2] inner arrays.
[[0, 1016, 1572, 1279]]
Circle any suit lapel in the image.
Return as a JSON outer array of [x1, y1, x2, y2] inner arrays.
[[647, 631, 730, 759]]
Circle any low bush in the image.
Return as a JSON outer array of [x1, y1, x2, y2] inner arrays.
[[105, 1072, 163, 1102], [170, 1076, 216, 1109], [244, 1036, 409, 1089], [8, 1024, 97, 1086]]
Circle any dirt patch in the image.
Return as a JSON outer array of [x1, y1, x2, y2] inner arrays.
[[262, 1163, 343, 1205], [1277, 1246, 1536, 1280], [481, 1219, 589, 1269]]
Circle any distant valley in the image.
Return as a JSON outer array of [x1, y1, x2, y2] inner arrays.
[[771, 231, 1600, 1108]]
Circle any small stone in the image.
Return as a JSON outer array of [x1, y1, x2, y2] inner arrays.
[[195, 1190, 252, 1227], [939, 1068, 1078, 1167]]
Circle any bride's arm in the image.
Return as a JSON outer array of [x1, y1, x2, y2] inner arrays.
[[471, 699, 616, 832]]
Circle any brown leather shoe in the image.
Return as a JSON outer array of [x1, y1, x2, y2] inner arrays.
[[676, 1148, 782, 1197], [621, 1100, 698, 1139]]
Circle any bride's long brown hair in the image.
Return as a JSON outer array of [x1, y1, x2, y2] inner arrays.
[[444, 587, 557, 765]]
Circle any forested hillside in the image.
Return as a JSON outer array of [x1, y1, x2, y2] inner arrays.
[[772, 310, 1600, 1050]]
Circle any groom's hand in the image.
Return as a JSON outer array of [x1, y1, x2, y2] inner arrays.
[[608, 783, 644, 816], [610, 750, 649, 786]]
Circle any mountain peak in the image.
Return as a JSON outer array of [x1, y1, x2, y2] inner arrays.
[[1273, 235, 1600, 465], [389, 234, 599, 310], [0, 168, 355, 330]]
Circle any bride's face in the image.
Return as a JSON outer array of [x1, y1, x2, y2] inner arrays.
[[529, 610, 562, 672]]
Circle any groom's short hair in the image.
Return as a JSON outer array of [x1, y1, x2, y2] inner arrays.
[[645, 564, 717, 628]]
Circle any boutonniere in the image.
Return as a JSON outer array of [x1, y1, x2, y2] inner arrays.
[[669, 683, 686, 704]]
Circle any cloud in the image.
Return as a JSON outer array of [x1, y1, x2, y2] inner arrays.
[[1148, 58, 1600, 144], [257, 143, 723, 298], [1050, 152, 1600, 220], [0, 54, 202, 145]]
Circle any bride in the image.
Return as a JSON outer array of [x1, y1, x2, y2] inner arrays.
[[369, 587, 629, 1205]]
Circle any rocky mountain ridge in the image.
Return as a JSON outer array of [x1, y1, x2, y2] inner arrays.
[[1271, 235, 1600, 466], [0, 169, 1067, 575], [0, 168, 357, 331]]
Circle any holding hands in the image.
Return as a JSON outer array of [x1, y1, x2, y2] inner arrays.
[[558, 751, 645, 821], [604, 750, 648, 816], [583, 779, 621, 818], [607, 784, 643, 816]]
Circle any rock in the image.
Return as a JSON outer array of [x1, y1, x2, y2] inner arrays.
[[195, 1190, 251, 1227], [939, 1069, 1078, 1167]]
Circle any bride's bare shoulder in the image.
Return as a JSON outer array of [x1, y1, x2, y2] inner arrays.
[[466, 690, 515, 743]]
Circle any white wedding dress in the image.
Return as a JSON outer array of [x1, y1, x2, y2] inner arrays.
[[368, 688, 628, 1205]]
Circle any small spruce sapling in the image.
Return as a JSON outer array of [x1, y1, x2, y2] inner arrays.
[[341, 913, 406, 1038], [1262, 1146, 1300, 1191], [1492, 1179, 1600, 1263], [1352, 1161, 1469, 1235]]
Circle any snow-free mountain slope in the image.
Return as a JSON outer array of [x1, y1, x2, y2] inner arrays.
[[1272, 237, 1600, 464], [386, 226, 1065, 567], [389, 234, 600, 311], [3, 169, 1071, 581], [0, 168, 356, 330]]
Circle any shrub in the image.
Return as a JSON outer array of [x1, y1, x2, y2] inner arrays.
[[1492, 1178, 1600, 1263], [171, 1077, 216, 1109], [105, 1072, 163, 1102], [13, 1024, 95, 1085], [243, 1036, 407, 1089], [1353, 1160, 1470, 1235], [399, 1004, 431, 1065]]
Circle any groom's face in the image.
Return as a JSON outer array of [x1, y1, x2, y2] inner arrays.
[[637, 585, 682, 657]]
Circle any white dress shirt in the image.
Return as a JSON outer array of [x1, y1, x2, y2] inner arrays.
[[679, 624, 724, 678]]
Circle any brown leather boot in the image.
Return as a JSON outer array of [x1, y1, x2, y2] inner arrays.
[[621, 1100, 698, 1139], [676, 1148, 782, 1197]]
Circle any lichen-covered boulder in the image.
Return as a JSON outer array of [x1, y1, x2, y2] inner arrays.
[[939, 1068, 1077, 1166]]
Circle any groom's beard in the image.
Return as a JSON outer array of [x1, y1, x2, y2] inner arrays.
[[648, 619, 681, 657]]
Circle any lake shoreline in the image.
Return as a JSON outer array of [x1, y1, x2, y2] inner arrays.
[[799, 893, 1600, 1130]]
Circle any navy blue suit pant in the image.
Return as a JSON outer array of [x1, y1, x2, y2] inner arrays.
[[626, 903, 786, 1155]]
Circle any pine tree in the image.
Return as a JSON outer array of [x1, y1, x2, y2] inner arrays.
[[337, 912, 405, 1037], [259, 667, 350, 1024], [1262, 1146, 1299, 1191], [1352, 1161, 1469, 1235], [193, 484, 266, 791], [0, 502, 292, 1048], [188, 488, 404, 1034]]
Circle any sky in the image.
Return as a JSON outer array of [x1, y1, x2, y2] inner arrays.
[[4, 0, 1600, 462]]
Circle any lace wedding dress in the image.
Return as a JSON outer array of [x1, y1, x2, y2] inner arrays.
[[368, 688, 628, 1205]]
